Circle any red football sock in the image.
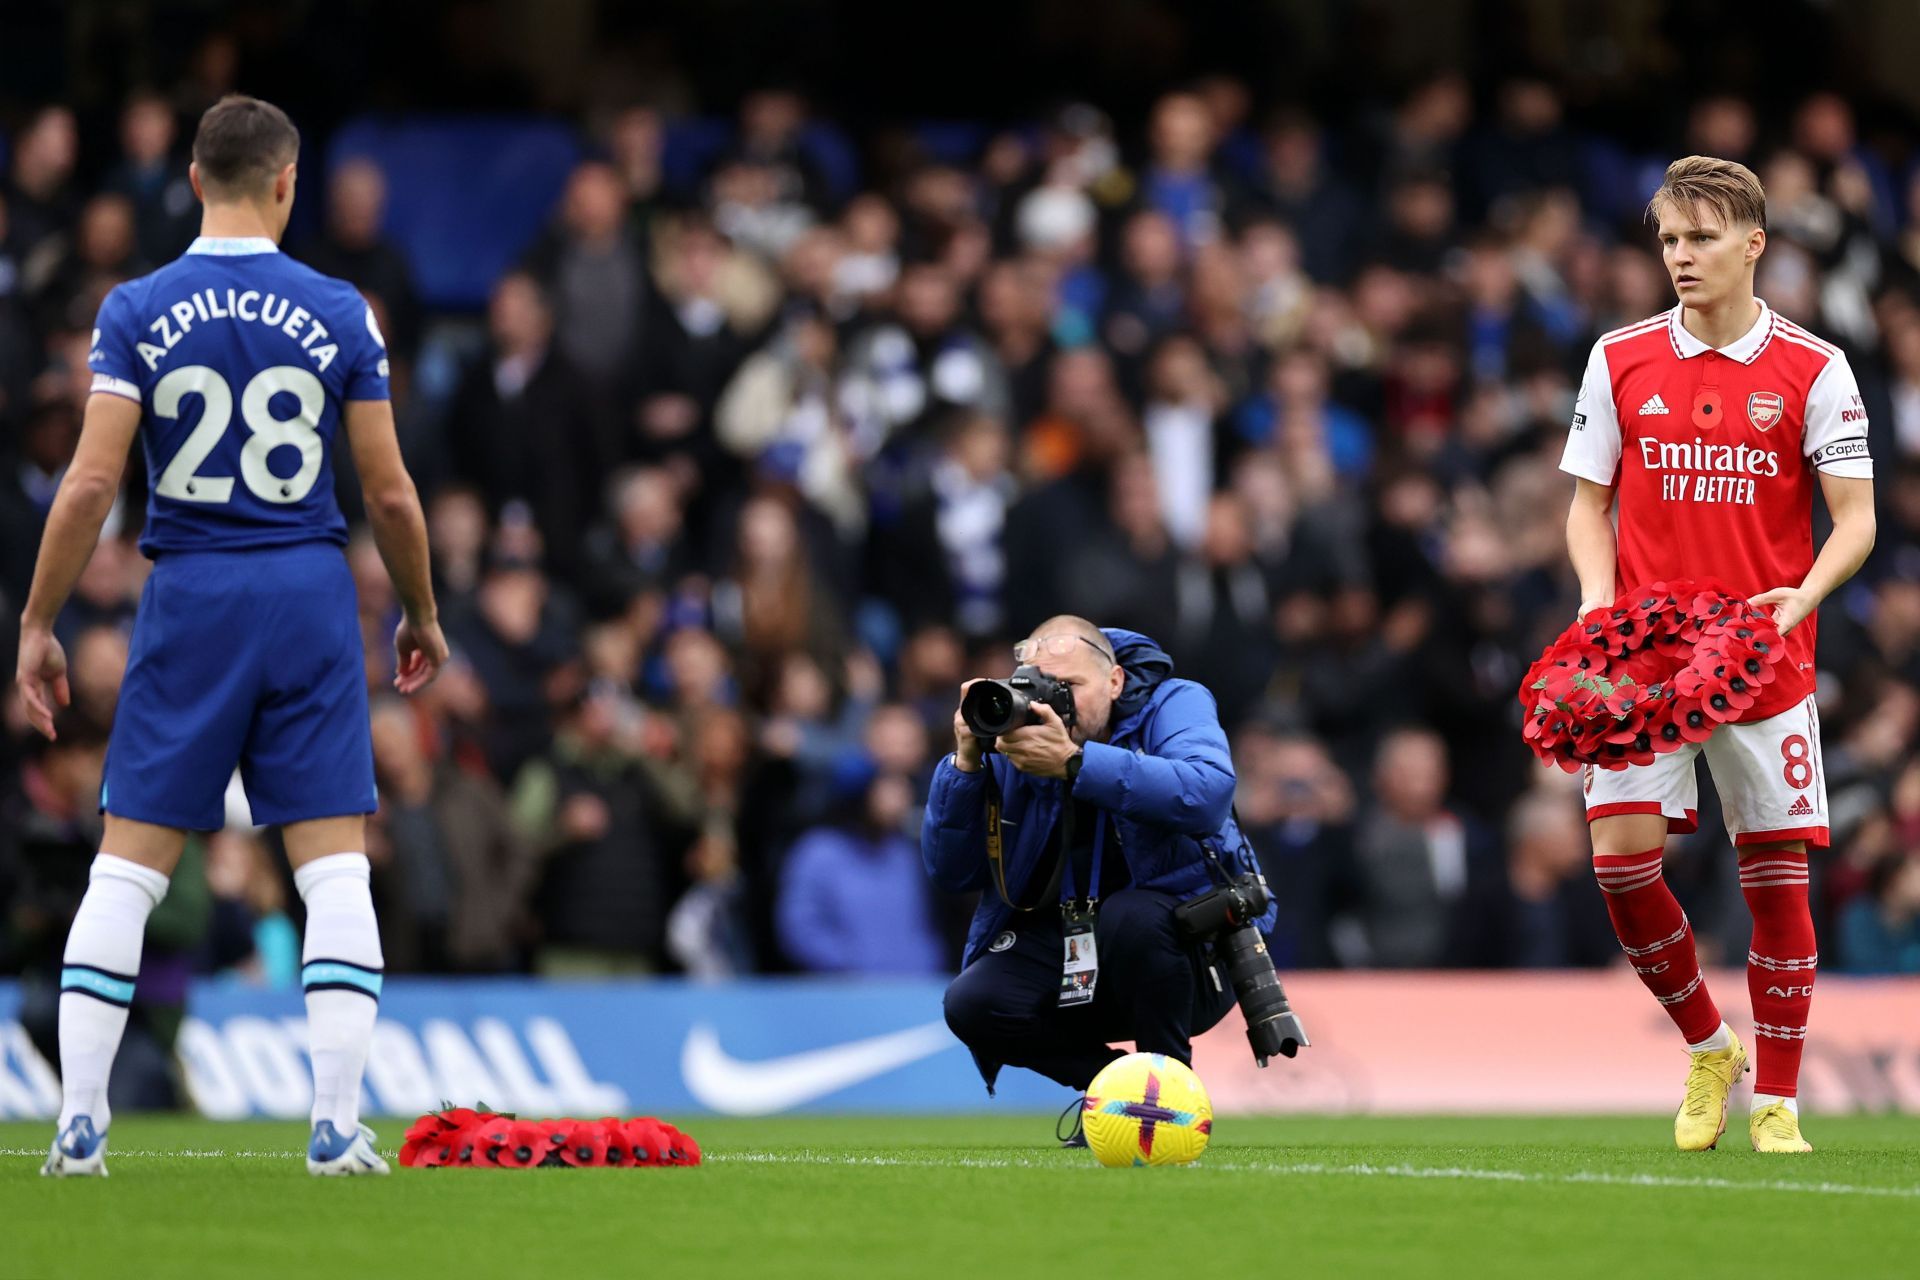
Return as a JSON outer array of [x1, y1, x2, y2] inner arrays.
[[1740, 849, 1816, 1097], [1594, 847, 1722, 1043]]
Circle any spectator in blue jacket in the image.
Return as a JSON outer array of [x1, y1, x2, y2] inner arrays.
[[777, 764, 946, 976], [923, 617, 1275, 1134]]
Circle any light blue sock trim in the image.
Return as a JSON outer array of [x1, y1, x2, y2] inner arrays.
[[62, 967, 136, 1004], [301, 960, 383, 997]]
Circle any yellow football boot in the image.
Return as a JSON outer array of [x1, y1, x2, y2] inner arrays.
[[1674, 1030, 1748, 1151], [1750, 1101, 1813, 1153]]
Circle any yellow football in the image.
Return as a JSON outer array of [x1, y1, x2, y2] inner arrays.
[[1080, 1052, 1213, 1167]]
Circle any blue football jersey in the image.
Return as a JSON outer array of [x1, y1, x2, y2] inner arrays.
[[87, 235, 390, 556]]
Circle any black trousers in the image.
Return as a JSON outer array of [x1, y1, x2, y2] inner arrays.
[[942, 888, 1236, 1091]]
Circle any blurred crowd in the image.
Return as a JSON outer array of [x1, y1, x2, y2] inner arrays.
[[5, 69, 1920, 990]]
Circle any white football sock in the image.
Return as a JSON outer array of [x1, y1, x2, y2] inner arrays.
[[1686, 1022, 1733, 1054], [1753, 1093, 1799, 1116], [295, 853, 384, 1135], [57, 854, 170, 1132]]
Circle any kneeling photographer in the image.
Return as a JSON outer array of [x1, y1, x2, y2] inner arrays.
[[923, 616, 1305, 1144]]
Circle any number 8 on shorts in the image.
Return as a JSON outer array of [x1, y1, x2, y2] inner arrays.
[[1583, 695, 1829, 847]]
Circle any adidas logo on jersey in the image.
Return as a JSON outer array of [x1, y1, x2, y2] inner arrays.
[[1787, 794, 1814, 817], [1638, 394, 1671, 416]]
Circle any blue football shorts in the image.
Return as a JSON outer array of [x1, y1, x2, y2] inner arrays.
[[102, 542, 377, 831]]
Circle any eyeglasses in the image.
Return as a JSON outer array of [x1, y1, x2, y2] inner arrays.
[[1014, 634, 1114, 667]]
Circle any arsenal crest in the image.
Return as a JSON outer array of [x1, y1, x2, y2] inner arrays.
[[1747, 390, 1785, 431]]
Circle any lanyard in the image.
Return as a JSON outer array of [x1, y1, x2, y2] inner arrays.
[[1059, 801, 1104, 912]]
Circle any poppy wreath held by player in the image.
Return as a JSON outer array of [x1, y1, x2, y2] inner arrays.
[[1518, 580, 1787, 773], [397, 1105, 702, 1169]]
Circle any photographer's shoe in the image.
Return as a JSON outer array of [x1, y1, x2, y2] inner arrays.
[[1750, 1101, 1812, 1153], [1674, 1029, 1748, 1151], [1057, 1097, 1088, 1149]]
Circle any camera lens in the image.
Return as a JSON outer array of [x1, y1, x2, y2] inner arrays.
[[1220, 926, 1307, 1065], [961, 680, 1028, 738]]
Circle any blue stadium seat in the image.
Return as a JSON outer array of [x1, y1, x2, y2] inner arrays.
[[325, 117, 582, 309]]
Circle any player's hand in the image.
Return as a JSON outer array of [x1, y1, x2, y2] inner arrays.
[[1576, 596, 1611, 620], [1749, 586, 1817, 636], [393, 616, 450, 695], [951, 679, 986, 772], [997, 702, 1078, 779], [14, 625, 70, 741]]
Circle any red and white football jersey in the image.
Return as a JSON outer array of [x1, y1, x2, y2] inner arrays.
[[1560, 300, 1873, 720]]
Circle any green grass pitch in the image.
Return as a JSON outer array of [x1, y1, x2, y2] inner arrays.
[[5, 1114, 1920, 1279]]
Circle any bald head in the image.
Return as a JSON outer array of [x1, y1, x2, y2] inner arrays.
[[1031, 614, 1114, 665], [1020, 615, 1124, 744]]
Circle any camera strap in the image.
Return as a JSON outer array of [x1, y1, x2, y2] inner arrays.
[[982, 762, 1069, 913], [1197, 838, 1235, 888]]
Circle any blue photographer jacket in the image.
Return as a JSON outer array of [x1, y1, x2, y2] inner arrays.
[[921, 628, 1277, 970]]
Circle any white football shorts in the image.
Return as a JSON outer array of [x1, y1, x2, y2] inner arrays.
[[1582, 693, 1829, 847]]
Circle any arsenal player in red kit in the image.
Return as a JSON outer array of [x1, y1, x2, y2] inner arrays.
[[1560, 157, 1875, 1153]]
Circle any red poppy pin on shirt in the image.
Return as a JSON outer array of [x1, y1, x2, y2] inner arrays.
[[1692, 387, 1723, 431]]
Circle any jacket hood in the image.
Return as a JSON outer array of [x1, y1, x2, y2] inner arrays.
[[1102, 627, 1173, 728]]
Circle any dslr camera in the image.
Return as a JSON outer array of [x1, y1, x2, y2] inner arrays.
[[961, 665, 1077, 741], [1172, 868, 1311, 1067]]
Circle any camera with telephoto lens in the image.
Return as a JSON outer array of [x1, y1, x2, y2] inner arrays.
[[961, 664, 1077, 741], [1173, 869, 1311, 1067]]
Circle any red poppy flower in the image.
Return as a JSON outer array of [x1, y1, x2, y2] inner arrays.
[[586, 1119, 629, 1167], [1641, 699, 1681, 747], [491, 1120, 555, 1170], [466, 1117, 515, 1167], [623, 1118, 667, 1165], [556, 1120, 610, 1168], [1521, 711, 1549, 744], [1719, 675, 1757, 711], [1667, 696, 1715, 742], [404, 1114, 446, 1146], [1622, 647, 1668, 682], [400, 1113, 451, 1167], [1624, 590, 1669, 622], [1602, 676, 1647, 720], [656, 1123, 702, 1166], [1649, 629, 1692, 658], [402, 1121, 467, 1168], [1700, 685, 1741, 723], [1594, 618, 1639, 657], [1592, 728, 1657, 768]]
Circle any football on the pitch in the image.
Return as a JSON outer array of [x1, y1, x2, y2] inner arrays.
[[1081, 1052, 1213, 1167]]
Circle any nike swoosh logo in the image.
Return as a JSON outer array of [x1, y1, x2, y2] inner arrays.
[[680, 1020, 956, 1115]]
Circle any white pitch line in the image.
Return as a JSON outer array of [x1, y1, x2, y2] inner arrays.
[[709, 1150, 1920, 1198], [7, 1146, 1919, 1199], [2, 1147, 326, 1159]]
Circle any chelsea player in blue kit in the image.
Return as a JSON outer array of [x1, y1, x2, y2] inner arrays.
[[15, 96, 448, 1177]]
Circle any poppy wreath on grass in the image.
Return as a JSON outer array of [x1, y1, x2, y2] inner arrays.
[[1518, 580, 1786, 773], [398, 1105, 702, 1169]]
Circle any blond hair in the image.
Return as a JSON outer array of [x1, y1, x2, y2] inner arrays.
[[1646, 155, 1767, 230]]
